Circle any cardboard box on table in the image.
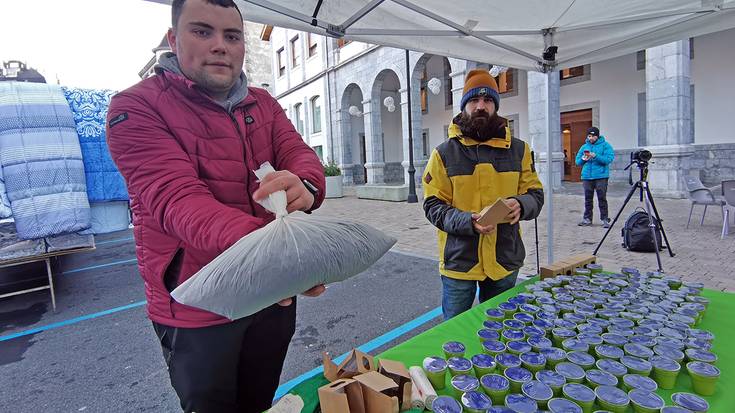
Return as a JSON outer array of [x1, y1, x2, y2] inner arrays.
[[319, 352, 412, 413]]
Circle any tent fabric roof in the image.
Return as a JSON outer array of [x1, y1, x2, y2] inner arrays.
[[235, 0, 735, 71]]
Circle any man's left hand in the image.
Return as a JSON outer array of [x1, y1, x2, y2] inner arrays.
[[277, 284, 326, 307], [253, 170, 315, 213], [590, 152, 597, 158], [505, 198, 522, 224]]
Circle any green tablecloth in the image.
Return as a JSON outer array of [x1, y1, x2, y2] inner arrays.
[[289, 278, 734, 413]]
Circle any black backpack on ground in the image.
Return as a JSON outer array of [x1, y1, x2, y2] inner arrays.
[[621, 208, 663, 252]]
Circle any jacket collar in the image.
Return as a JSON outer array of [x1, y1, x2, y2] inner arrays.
[[447, 122, 512, 149], [155, 52, 253, 112]]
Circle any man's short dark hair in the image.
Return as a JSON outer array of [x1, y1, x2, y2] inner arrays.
[[172, 0, 243, 29]]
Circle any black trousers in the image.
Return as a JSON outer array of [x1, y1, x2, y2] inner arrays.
[[583, 178, 609, 221], [152, 301, 297, 413]]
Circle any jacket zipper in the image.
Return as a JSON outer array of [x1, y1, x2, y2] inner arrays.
[[225, 109, 258, 215]]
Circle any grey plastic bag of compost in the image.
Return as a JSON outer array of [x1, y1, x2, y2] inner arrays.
[[171, 162, 396, 320]]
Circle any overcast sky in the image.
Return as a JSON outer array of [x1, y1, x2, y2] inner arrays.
[[0, 0, 172, 91]]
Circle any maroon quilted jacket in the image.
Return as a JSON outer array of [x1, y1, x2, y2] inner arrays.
[[107, 69, 325, 328]]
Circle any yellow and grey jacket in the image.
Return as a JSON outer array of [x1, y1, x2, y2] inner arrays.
[[423, 121, 544, 281]]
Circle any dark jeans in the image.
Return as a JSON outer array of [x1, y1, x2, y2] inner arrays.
[[583, 178, 609, 221], [152, 301, 297, 413], [441, 270, 519, 320]]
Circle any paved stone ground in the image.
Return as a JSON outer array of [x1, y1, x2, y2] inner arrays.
[[314, 182, 735, 292]]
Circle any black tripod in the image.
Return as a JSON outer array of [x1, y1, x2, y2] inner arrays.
[[593, 159, 675, 272]]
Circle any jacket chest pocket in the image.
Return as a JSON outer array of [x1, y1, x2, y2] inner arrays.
[[493, 158, 522, 173]]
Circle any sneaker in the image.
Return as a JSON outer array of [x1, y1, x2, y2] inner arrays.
[[602, 218, 612, 228], [578, 218, 592, 226]]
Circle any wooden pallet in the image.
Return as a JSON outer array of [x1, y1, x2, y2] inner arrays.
[[539, 253, 597, 279]]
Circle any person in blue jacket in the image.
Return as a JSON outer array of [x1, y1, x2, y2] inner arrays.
[[575, 127, 615, 227]]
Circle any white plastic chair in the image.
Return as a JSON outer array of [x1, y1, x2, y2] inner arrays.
[[681, 176, 727, 237]]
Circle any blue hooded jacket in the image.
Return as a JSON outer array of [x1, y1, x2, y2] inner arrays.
[[575, 135, 615, 180]]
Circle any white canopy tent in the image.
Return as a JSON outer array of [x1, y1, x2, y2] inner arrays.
[[149, 0, 735, 265]]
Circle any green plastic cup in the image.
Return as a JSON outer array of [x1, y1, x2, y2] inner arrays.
[[585, 369, 618, 389], [548, 398, 583, 413], [622, 374, 658, 393], [540, 347, 567, 369], [431, 396, 463, 413], [520, 352, 547, 374], [685, 348, 718, 364], [482, 340, 506, 357], [595, 385, 630, 413], [562, 383, 596, 413], [628, 389, 665, 413], [536, 369, 566, 396], [449, 374, 479, 398], [505, 366, 533, 393], [471, 353, 496, 377], [671, 391, 710, 413], [621, 355, 653, 376], [443, 341, 466, 359], [422, 356, 448, 390], [447, 356, 473, 377], [522, 380, 554, 410], [686, 361, 720, 396], [556, 362, 586, 384], [460, 390, 493, 413], [650, 355, 681, 390], [480, 373, 509, 405]]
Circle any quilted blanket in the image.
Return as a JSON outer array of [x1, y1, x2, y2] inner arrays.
[[0, 166, 11, 218], [0, 82, 91, 239], [62, 87, 128, 202]]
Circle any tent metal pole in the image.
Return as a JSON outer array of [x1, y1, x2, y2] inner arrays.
[[557, 12, 712, 66], [406, 49, 418, 203], [391, 0, 541, 64], [341, 0, 386, 30], [557, 6, 720, 32], [241, 0, 331, 31], [347, 29, 541, 36], [542, 29, 555, 266], [544, 70, 554, 265]]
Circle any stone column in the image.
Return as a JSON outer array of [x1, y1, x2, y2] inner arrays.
[[450, 69, 466, 116], [645, 40, 694, 198], [333, 108, 355, 185], [361, 98, 385, 184], [399, 87, 427, 187], [527, 71, 564, 189]]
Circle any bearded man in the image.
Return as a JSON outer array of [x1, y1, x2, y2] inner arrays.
[[422, 69, 544, 319]]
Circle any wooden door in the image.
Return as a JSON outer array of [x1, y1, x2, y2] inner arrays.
[[560, 109, 593, 182]]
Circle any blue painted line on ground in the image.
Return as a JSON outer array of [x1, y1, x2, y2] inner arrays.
[[0, 300, 146, 342], [273, 305, 443, 399], [95, 236, 134, 246], [62, 258, 138, 275]]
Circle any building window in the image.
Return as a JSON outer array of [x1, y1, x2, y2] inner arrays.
[[494, 69, 514, 94], [560, 66, 585, 80], [420, 67, 428, 114], [507, 119, 515, 138], [290, 35, 301, 68], [307, 33, 318, 58], [311, 96, 322, 134], [637, 50, 646, 71], [312, 145, 323, 161], [337, 38, 352, 48], [293, 103, 304, 134], [444, 59, 453, 108], [422, 129, 430, 159], [276, 47, 285, 77]]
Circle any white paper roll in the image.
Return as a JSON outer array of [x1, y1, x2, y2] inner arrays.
[[410, 381, 425, 411], [409, 366, 437, 411]]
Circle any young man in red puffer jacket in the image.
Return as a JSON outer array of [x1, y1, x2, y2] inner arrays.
[[107, 1, 326, 411]]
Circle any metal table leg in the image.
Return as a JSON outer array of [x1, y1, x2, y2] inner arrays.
[[45, 258, 57, 312]]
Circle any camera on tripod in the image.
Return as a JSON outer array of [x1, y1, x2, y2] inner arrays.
[[630, 149, 652, 165]]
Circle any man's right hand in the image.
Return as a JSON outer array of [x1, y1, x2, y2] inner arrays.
[[472, 213, 496, 234]]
